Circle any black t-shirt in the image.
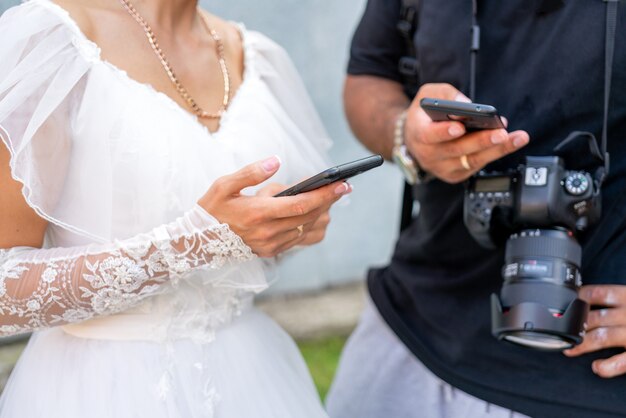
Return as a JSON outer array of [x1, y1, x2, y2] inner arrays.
[[350, 1, 626, 417]]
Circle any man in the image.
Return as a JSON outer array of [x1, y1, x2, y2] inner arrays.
[[326, 1, 626, 417]]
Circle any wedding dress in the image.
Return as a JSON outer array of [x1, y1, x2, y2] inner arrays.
[[0, 1, 332, 416]]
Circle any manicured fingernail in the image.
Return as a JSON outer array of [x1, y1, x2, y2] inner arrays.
[[454, 93, 472, 103], [490, 131, 507, 144], [512, 134, 529, 148], [334, 182, 350, 195], [261, 156, 281, 172], [449, 125, 464, 137]]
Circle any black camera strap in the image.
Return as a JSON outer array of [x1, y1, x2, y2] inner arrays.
[[469, 0, 479, 101], [553, 1, 618, 187], [398, 0, 421, 232], [600, 0, 619, 180], [397, 0, 421, 98], [580, 0, 622, 268]]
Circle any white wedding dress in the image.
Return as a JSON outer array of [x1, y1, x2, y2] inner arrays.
[[0, 1, 332, 417]]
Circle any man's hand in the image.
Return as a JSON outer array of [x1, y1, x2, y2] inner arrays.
[[564, 285, 626, 378], [405, 83, 530, 183]]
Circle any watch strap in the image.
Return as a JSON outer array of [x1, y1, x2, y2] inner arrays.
[[393, 110, 433, 184]]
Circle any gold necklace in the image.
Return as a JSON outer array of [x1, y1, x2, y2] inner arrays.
[[119, 0, 231, 119]]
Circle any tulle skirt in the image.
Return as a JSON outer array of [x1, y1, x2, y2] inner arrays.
[[0, 308, 327, 418]]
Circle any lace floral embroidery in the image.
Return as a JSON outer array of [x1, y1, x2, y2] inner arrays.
[[0, 212, 254, 336]]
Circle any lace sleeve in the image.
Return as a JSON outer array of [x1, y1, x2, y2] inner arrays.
[[0, 205, 254, 336]]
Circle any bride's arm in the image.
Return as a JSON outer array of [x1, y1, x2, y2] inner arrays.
[[0, 144, 48, 250], [0, 144, 254, 335], [0, 205, 251, 336], [0, 149, 350, 336]]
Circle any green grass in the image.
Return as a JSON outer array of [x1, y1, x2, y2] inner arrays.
[[298, 336, 347, 401]]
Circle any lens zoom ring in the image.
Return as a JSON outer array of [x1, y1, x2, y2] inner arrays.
[[506, 231, 582, 266]]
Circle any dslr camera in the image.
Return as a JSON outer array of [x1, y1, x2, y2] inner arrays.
[[464, 142, 605, 350]]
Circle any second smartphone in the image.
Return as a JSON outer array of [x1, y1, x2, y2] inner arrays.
[[420, 98, 505, 131]]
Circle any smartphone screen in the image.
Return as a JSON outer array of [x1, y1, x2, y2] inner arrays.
[[274, 155, 383, 197], [420, 98, 505, 131]]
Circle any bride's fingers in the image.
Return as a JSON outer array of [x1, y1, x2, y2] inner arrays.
[[256, 183, 288, 197], [298, 212, 331, 246], [268, 226, 309, 256], [234, 200, 331, 253], [254, 217, 321, 257], [262, 207, 325, 237], [271, 212, 331, 255]]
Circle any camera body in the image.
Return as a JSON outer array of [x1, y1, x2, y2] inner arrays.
[[464, 156, 601, 350], [464, 156, 601, 249]]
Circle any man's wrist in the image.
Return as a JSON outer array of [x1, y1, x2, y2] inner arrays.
[[391, 110, 433, 185]]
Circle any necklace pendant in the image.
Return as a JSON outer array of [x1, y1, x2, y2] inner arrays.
[[198, 110, 223, 120]]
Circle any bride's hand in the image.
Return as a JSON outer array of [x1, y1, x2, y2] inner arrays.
[[255, 181, 338, 252], [198, 156, 351, 257]]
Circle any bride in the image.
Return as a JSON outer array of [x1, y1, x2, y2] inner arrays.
[[0, 0, 349, 416]]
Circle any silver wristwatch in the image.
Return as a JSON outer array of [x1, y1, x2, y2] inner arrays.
[[391, 110, 432, 185]]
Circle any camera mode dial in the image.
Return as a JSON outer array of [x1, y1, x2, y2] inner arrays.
[[563, 172, 589, 196]]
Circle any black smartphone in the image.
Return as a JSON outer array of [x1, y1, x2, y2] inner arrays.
[[274, 155, 383, 197], [420, 98, 505, 131]]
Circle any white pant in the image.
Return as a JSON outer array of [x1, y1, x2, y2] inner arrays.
[[326, 297, 530, 418]]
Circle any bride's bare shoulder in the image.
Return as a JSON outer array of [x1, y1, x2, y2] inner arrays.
[[50, 0, 127, 43], [200, 10, 245, 61], [50, 0, 97, 38]]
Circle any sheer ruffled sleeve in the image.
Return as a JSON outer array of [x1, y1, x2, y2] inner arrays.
[[0, 205, 255, 336], [245, 30, 332, 154], [0, 1, 117, 243]]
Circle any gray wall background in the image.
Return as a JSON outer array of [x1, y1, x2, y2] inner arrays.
[[0, 0, 403, 294]]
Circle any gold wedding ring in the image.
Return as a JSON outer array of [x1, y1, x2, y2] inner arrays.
[[296, 224, 304, 237], [460, 154, 471, 171]]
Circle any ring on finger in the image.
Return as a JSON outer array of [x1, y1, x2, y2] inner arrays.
[[460, 154, 471, 170], [296, 224, 304, 237]]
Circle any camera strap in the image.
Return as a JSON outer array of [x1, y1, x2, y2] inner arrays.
[[398, 0, 421, 232], [577, 1, 621, 267], [398, 0, 421, 98], [469, 0, 479, 101], [599, 0, 619, 180], [553, 1, 618, 187]]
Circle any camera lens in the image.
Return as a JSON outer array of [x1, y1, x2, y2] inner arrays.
[[491, 229, 589, 351]]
